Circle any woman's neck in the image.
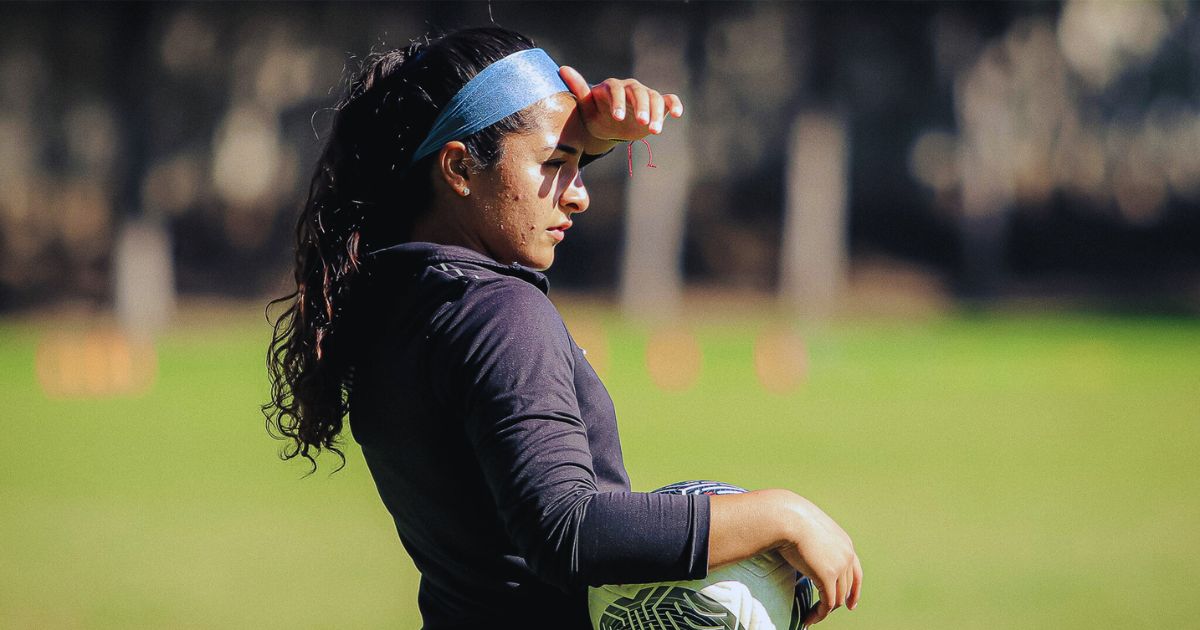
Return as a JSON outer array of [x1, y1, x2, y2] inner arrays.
[[409, 211, 496, 262]]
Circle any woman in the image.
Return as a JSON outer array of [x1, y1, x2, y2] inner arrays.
[[265, 26, 861, 629]]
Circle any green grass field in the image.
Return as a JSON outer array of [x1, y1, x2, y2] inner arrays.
[[2, 307, 1198, 629]]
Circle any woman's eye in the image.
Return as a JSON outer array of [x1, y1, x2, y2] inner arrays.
[[544, 159, 567, 168]]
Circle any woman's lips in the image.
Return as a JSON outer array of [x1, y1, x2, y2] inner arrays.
[[547, 221, 572, 243]]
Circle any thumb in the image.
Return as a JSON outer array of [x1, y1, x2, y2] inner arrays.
[[559, 65, 591, 101]]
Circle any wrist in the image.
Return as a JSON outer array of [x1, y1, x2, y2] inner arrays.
[[579, 142, 618, 169], [582, 136, 620, 156], [759, 488, 804, 550]]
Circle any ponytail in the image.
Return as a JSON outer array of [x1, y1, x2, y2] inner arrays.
[[263, 27, 537, 472]]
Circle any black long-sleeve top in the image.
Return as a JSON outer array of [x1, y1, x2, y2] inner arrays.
[[347, 242, 711, 629]]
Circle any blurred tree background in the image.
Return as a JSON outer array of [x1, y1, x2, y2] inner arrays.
[[3, 3, 1200, 629], [2, 0, 1198, 315]]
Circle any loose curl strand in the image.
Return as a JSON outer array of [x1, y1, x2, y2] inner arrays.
[[263, 27, 538, 473]]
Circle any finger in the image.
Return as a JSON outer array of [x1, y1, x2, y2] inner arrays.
[[805, 598, 831, 626], [627, 82, 651, 125], [664, 93, 684, 118], [835, 565, 851, 611], [605, 79, 626, 121], [591, 79, 612, 111], [648, 89, 665, 134], [558, 65, 591, 101], [849, 554, 863, 611], [805, 577, 835, 625]]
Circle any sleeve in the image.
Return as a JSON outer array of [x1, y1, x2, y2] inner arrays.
[[579, 145, 617, 169], [431, 278, 710, 589]]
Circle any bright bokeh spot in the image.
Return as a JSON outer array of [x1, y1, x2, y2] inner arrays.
[[35, 329, 157, 398], [211, 105, 283, 209], [645, 327, 702, 392], [753, 327, 807, 394]]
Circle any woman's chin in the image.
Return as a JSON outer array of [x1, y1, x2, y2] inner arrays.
[[521, 249, 555, 271]]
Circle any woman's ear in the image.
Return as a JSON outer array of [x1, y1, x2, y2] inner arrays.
[[436, 141, 472, 197]]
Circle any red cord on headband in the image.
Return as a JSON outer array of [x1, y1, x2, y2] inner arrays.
[[627, 139, 657, 176]]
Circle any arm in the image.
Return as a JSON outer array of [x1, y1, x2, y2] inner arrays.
[[559, 64, 863, 625], [558, 66, 683, 160], [710, 489, 863, 625], [436, 279, 708, 588]]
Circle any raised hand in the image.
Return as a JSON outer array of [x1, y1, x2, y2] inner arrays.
[[559, 65, 683, 144]]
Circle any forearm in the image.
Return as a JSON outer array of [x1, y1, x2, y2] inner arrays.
[[566, 490, 709, 587], [504, 487, 710, 589], [707, 488, 796, 570]]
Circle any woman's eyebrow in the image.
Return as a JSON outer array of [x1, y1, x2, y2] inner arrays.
[[543, 143, 580, 155]]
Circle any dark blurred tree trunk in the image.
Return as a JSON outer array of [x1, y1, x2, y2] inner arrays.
[[954, 50, 1014, 300], [112, 3, 174, 335]]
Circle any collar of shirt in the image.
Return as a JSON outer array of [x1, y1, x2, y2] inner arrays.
[[366, 241, 550, 294]]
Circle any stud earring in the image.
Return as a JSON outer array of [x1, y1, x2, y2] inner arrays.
[[461, 187, 470, 196]]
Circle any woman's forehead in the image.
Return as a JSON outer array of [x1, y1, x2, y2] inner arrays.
[[513, 93, 583, 148], [540, 92, 576, 116]]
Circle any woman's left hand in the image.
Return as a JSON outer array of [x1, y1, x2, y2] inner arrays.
[[559, 66, 683, 144]]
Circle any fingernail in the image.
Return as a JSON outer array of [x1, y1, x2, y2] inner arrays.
[[638, 112, 649, 124], [672, 106, 683, 116], [613, 108, 625, 120], [651, 121, 662, 133]]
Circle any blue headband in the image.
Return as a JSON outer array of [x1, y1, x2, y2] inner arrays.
[[410, 48, 569, 164]]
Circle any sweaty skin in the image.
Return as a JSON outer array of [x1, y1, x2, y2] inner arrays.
[[412, 93, 588, 271]]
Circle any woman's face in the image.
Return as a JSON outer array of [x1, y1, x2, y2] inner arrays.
[[468, 92, 590, 271]]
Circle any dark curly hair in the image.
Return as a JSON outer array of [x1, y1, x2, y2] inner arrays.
[[263, 27, 538, 472]]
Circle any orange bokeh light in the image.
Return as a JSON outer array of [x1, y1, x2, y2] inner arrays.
[[35, 329, 157, 398], [753, 328, 807, 394], [645, 328, 702, 392]]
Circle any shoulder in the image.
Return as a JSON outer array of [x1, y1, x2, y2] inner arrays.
[[435, 262, 567, 345], [455, 263, 555, 314], [426, 264, 577, 395], [365, 242, 568, 353]]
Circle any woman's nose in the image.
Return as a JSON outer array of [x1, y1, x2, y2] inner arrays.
[[561, 171, 589, 214]]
